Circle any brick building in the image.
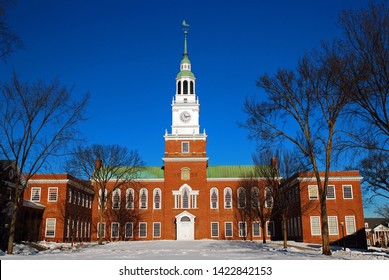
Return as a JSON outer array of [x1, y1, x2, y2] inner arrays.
[[24, 174, 93, 243], [9, 24, 367, 249]]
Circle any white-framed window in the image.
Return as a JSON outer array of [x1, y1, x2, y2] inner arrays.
[[237, 188, 246, 209], [153, 222, 161, 238], [126, 188, 134, 209], [139, 222, 147, 238], [239, 222, 247, 237], [253, 222, 261, 237], [68, 188, 72, 203], [265, 187, 273, 208], [81, 193, 85, 207], [182, 142, 190, 153], [173, 185, 198, 209], [224, 187, 232, 209], [210, 187, 218, 209], [328, 216, 339, 235], [97, 222, 106, 238], [308, 185, 319, 200], [345, 216, 356, 235], [31, 187, 41, 202], [48, 187, 58, 202], [125, 222, 133, 238], [77, 192, 81, 205], [267, 221, 275, 237], [251, 187, 259, 208], [45, 218, 56, 237], [182, 188, 189, 208], [326, 185, 336, 199], [111, 222, 119, 238], [112, 189, 121, 209], [153, 188, 162, 209], [211, 222, 219, 238], [225, 222, 233, 238], [343, 185, 353, 199], [140, 188, 148, 209], [310, 216, 321, 236]]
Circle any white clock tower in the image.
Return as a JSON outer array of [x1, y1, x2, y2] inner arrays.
[[168, 21, 205, 137]]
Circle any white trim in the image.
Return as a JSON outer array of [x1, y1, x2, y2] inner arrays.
[[326, 185, 336, 200], [225, 222, 233, 238], [310, 216, 321, 236], [210, 187, 218, 209], [28, 179, 94, 194], [211, 222, 219, 238], [31, 187, 41, 202], [328, 216, 339, 235], [308, 185, 319, 200], [345, 216, 357, 235], [111, 222, 120, 238], [266, 221, 275, 237], [48, 187, 58, 202], [253, 221, 261, 237], [239, 222, 247, 237], [153, 222, 161, 238], [298, 176, 363, 182], [139, 222, 147, 238], [125, 222, 133, 238], [45, 218, 56, 237], [342, 185, 354, 199], [162, 157, 209, 162]]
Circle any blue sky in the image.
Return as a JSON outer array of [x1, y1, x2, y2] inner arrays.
[[1, 0, 369, 166], [2, 0, 381, 215]]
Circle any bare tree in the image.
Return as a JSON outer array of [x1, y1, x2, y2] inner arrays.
[[242, 43, 353, 255], [0, 0, 23, 61], [0, 74, 89, 253], [339, 2, 389, 151], [66, 144, 144, 245], [253, 150, 302, 248]]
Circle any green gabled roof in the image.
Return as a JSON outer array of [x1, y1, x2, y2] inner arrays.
[[137, 166, 164, 179], [207, 165, 256, 178]]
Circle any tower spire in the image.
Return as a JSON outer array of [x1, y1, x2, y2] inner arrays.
[[182, 20, 190, 56]]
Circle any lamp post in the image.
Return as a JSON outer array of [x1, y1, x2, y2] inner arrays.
[[340, 222, 346, 251]]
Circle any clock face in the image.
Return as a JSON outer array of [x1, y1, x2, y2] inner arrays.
[[180, 111, 191, 122]]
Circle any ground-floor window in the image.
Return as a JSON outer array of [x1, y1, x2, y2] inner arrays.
[[345, 216, 356, 235], [253, 222, 261, 237], [225, 222, 233, 238], [211, 222, 219, 237], [97, 222, 106, 238], [267, 221, 275, 237], [239, 222, 247, 237], [153, 222, 161, 238], [310, 216, 321, 236], [328, 216, 339, 235], [45, 218, 56, 237], [139, 222, 147, 238], [111, 222, 120, 238], [125, 222, 133, 238]]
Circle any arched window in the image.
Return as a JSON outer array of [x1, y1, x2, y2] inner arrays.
[[140, 188, 148, 209], [153, 188, 162, 209], [224, 187, 232, 209], [177, 81, 181, 94], [126, 188, 134, 209], [182, 188, 189, 208], [112, 189, 121, 209], [210, 187, 218, 209], [251, 187, 259, 208], [265, 187, 273, 208], [190, 81, 194, 94], [238, 187, 246, 209], [98, 189, 107, 209], [183, 80, 188, 94]]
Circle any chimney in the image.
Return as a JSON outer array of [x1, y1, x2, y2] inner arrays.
[[271, 157, 278, 169], [95, 157, 102, 170]]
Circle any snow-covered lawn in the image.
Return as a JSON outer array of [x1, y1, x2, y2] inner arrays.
[[1, 240, 388, 260]]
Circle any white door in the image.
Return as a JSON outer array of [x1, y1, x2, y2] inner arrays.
[[177, 216, 194, 240]]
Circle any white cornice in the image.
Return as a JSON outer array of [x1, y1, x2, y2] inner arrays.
[[297, 176, 363, 182], [164, 134, 207, 141], [28, 179, 95, 194], [162, 157, 209, 162]]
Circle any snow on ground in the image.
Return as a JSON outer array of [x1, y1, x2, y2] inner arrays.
[[1, 240, 388, 260]]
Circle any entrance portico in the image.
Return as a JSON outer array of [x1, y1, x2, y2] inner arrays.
[[175, 211, 195, 240]]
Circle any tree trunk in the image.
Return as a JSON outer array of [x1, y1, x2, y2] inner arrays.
[[282, 213, 288, 249], [7, 198, 19, 254], [320, 198, 331, 255], [262, 221, 267, 243]]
